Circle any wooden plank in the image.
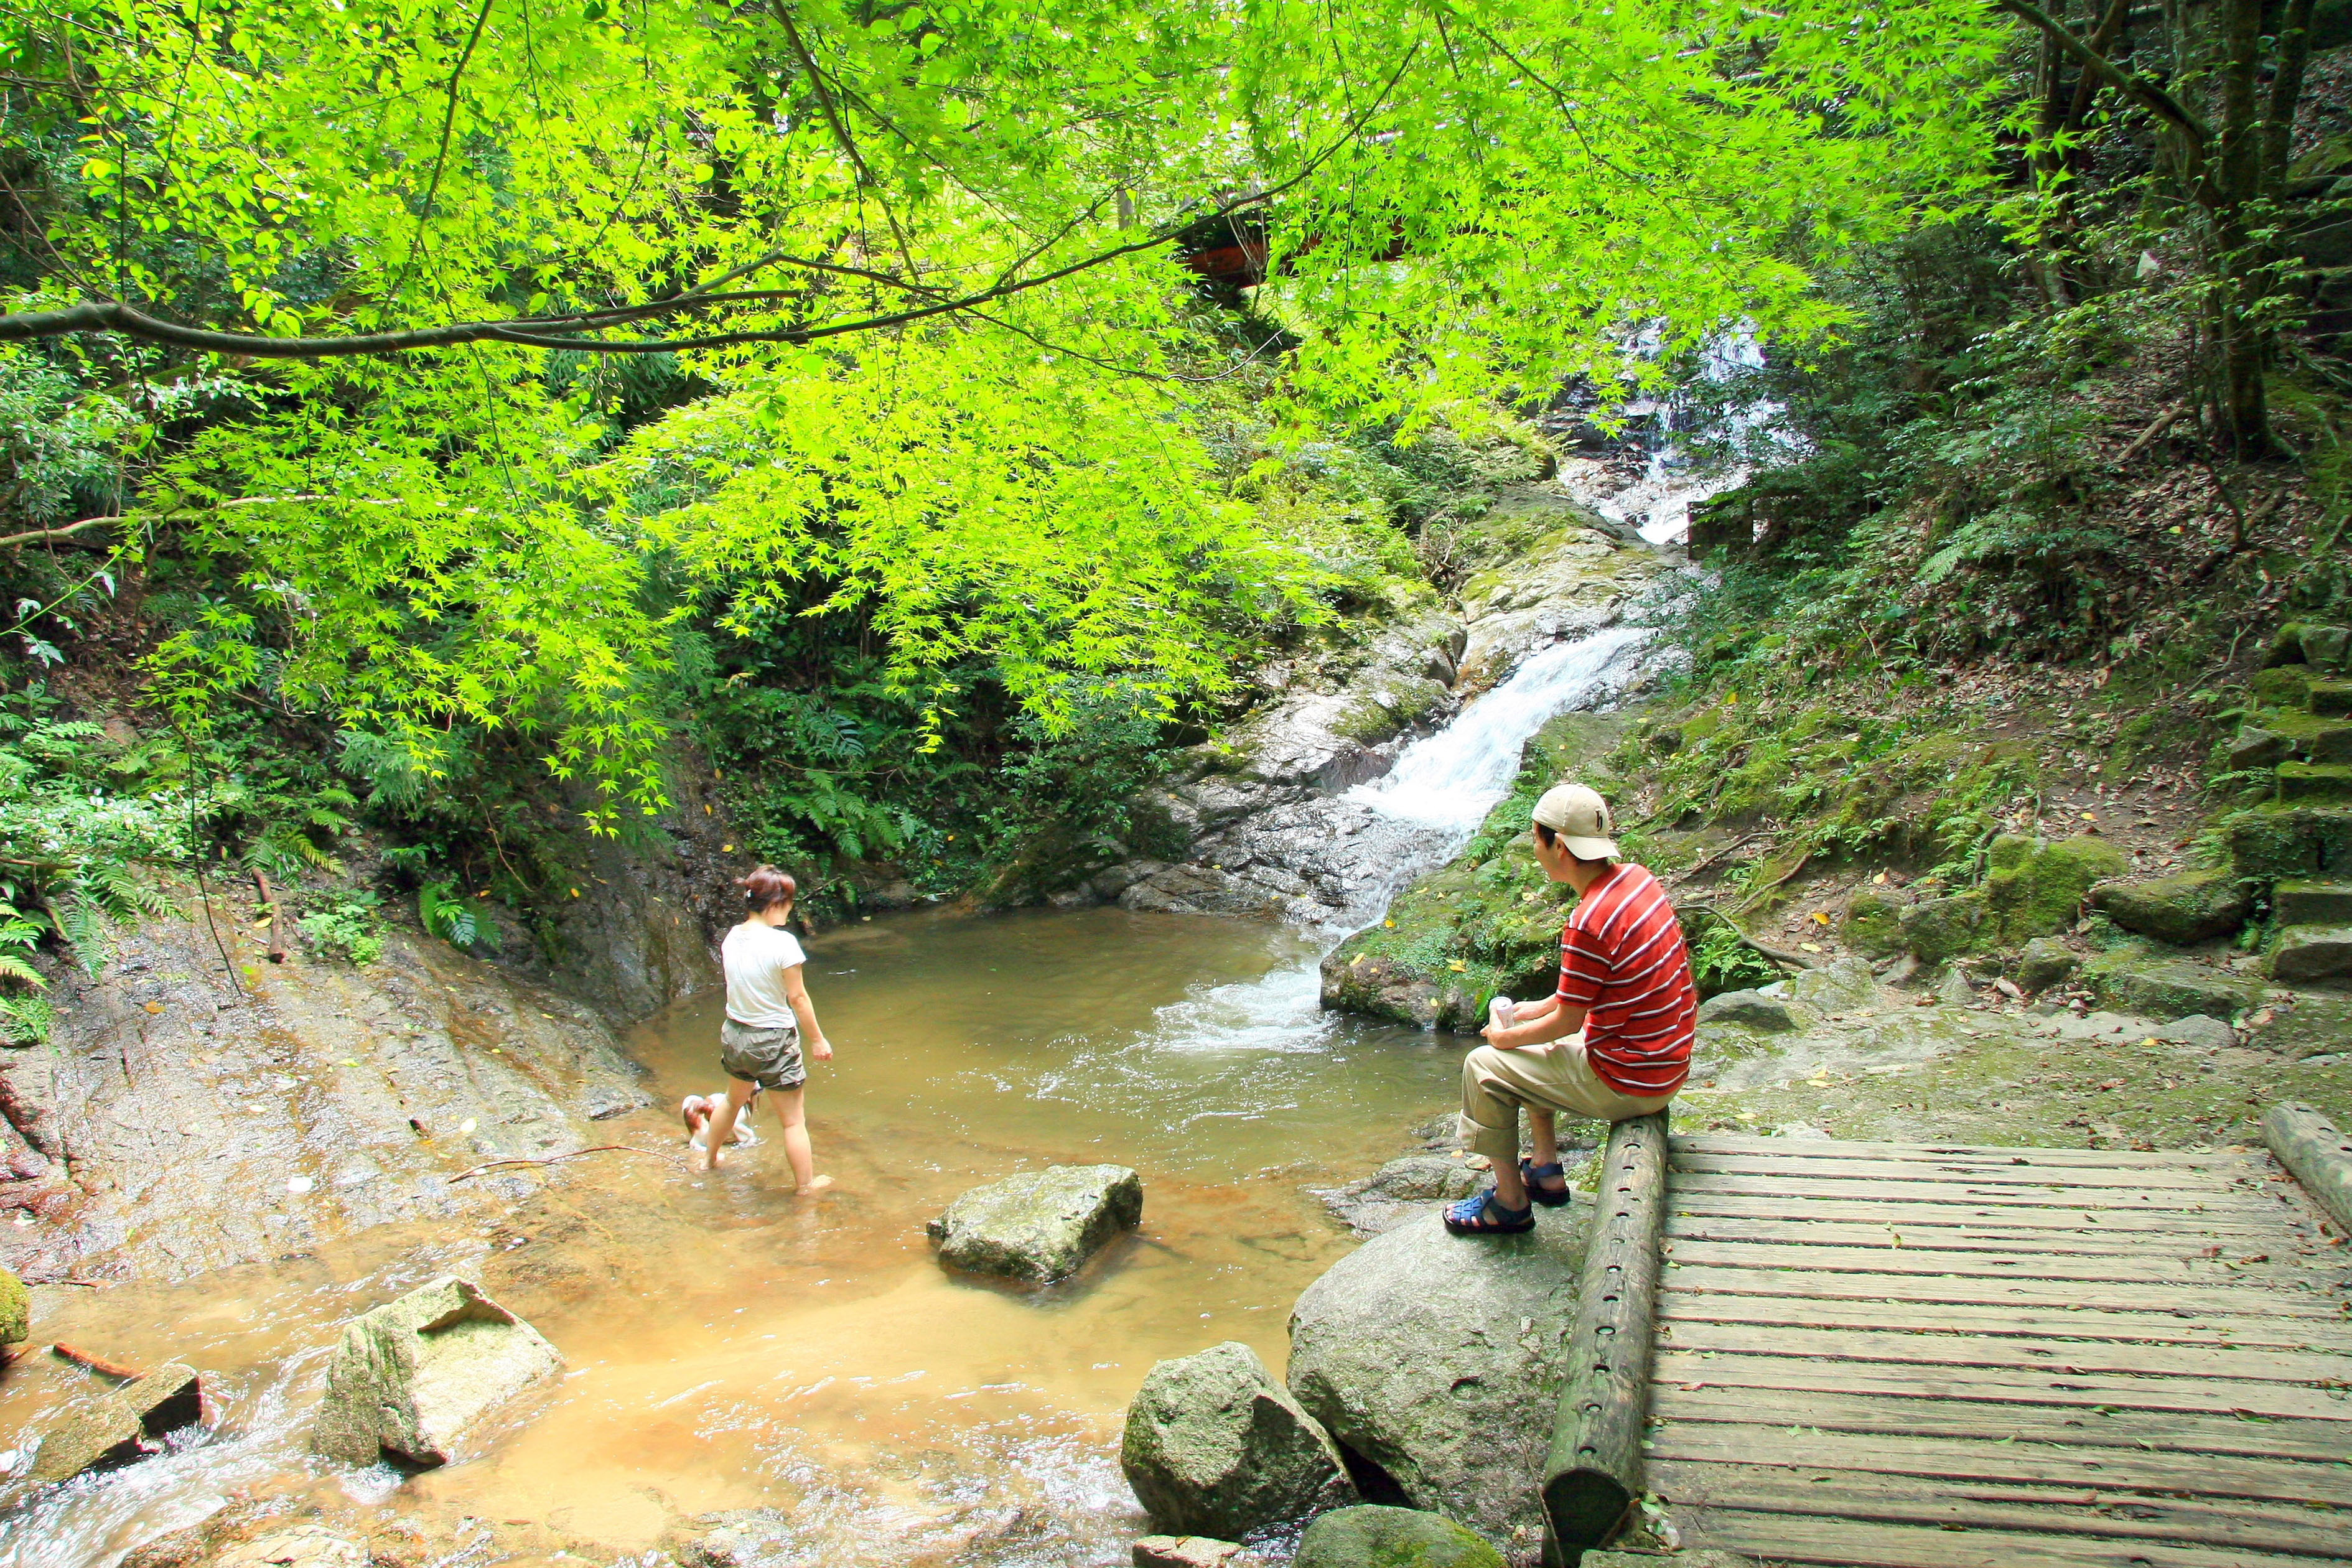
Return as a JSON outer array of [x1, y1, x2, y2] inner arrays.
[[1679, 1509, 2335, 1568], [1667, 1191, 2293, 1237], [1650, 1383, 2352, 1463], [1664, 1213, 2308, 1259], [1673, 1134, 2267, 1171], [1659, 1262, 2349, 1319], [1656, 1293, 2352, 1354], [1642, 1421, 2352, 1508], [1670, 1171, 2290, 1216], [1653, 1349, 2352, 1423], [1673, 1150, 2234, 1190], [1661, 1237, 2338, 1290], [1655, 1318, 2352, 1386], [1648, 1460, 2352, 1559], [1542, 1110, 1668, 1552]]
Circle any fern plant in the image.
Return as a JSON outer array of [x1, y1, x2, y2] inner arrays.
[[296, 889, 385, 965], [417, 879, 480, 951], [0, 900, 55, 1044]]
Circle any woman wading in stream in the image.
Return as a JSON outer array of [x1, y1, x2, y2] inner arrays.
[[698, 866, 834, 1193]]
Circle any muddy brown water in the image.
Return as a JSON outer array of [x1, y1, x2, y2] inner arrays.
[[1, 906, 1459, 1567]]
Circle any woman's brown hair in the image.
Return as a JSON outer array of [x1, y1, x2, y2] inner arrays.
[[737, 865, 797, 913]]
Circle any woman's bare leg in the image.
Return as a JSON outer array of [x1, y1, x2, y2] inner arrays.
[[770, 1085, 831, 1192], [703, 1079, 756, 1167]]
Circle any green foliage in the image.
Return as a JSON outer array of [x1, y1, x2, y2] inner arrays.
[[417, 880, 480, 952], [296, 889, 383, 966], [1686, 915, 1782, 996], [0, 899, 54, 1045], [0, 0, 2016, 824]]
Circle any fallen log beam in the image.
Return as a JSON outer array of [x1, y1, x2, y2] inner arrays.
[[1542, 1110, 1671, 1564], [2261, 1099, 2352, 1234]]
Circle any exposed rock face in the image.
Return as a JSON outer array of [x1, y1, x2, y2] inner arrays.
[[1290, 1505, 1507, 1568], [313, 1276, 562, 1467], [2, 905, 654, 1285], [1287, 1206, 1585, 1546], [1120, 1340, 1354, 1539], [2149, 1015, 2238, 1052], [1696, 991, 1797, 1032], [1787, 956, 1878, 1012], [29, 1361, 204, 1483], [926, 1164, 1143, 1282], [2091, 869, 2252, 945], [1114, 483, 1664, 931]]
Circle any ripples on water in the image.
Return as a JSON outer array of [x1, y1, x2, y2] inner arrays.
[[2, 626, 1653, 1568]]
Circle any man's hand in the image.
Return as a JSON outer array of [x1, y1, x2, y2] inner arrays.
[[1482, 996, 1587, 1050]]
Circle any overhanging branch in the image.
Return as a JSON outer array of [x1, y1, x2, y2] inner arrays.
[[0, 49, 1422, 362], [1995, 0, 2212, 162]]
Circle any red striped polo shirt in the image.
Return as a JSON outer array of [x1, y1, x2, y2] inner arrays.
[[1554, 862, 1696, 1097]]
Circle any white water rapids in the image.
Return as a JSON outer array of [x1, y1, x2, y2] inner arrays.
[[1141, 624, 1653, 1055]]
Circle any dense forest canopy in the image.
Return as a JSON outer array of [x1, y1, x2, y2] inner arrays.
[[0, 0, 2002, 813]]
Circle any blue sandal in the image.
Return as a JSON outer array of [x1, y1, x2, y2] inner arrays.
[[1520, 1160, 1572, 1207], [1444, 1188, 1536, 1236]]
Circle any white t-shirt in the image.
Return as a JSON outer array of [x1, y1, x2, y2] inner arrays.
[[722, 921, 806, 1029]]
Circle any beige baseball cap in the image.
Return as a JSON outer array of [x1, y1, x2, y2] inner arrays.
[[1532, 783, 1619, 860]]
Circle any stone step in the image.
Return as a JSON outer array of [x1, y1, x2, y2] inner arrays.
[[2269, 923, 2352, 982], [2278, 761, 2352, 803], [2228, 711, 2352, 769], [2228, 803, 2352, 879], [2276, 880, 2352, 926], [2313, 679, 2352, 719]]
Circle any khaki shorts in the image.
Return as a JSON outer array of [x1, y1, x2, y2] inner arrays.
[[719, 1020, 805, 1092], [1457, 1035, 1674, 1162]]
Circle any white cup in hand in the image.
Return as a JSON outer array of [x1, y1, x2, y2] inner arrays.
[[1488, 995, 1516, 1030]]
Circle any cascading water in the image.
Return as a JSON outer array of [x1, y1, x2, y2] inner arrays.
[[1138, 625, 1653, 1054]]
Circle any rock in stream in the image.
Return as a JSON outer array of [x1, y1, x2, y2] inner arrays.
[[1120, 1339, 1354, 1539], [926, 1164, 1143, 1282], [312, 1275, 562, 1467], [1286, 1203, 1587, 1549]]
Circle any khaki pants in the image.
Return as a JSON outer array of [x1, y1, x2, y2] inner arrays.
[[1457, 1037, 1674, 1162]]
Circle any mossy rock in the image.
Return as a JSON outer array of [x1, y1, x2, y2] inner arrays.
[[2247, 994, 2352, 1058], [1291, 1505, 1506, 1568], [1898, 892, 1988, 963], [2224, 804, 2352, 880], [2081, 949, 2262, 1022], [0, 1265, 24, 1345], [1333, 677, 1448, 745], [1839, 890, 1908, 956], [2088, 869, 2251, 945], [2252, 665, 2317, 709], [2015, 937, 2080, 993], [1982, 834, 2129, 945]]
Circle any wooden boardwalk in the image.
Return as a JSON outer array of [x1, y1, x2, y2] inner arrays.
[[1631, 1133, 2352, 1567]]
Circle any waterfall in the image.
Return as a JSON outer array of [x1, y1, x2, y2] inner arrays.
[[1143, 625, 1653, 1052]]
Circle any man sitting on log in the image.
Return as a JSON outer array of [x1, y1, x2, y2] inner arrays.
[[1445, 783, 1696, 1236]]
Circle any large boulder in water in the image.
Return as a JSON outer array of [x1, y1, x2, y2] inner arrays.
[[1292, 1505, 1506, 1568], [1120, 1340, 1355, 1538], [0, 1265, 26, 1345], [29, 1361, 205, 1483], [1286, 1204, 1586, 1549], [927, 1164, 1143, 1283], [312, 1275, 562, 1467]]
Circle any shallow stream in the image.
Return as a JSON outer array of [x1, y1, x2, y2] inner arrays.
[[0, 909, 1458, 1567]]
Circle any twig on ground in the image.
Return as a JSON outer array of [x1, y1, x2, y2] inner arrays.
[[2116, 405, 2186, 466], [1678, 900, 1821, 971], [447, 1145, 665, 1183], [51, 1342, 142, 1378]]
